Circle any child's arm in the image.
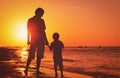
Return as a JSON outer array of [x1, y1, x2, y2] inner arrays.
[[60, 41, 64, 48]]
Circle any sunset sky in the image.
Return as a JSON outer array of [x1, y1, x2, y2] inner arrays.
[[0, 0, 120, 46]]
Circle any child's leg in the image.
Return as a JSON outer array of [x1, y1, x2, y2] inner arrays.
[[54, 66, 58, 77], [59, 66, 64, 77], [59, 60, 64, 77], [54, 59, 58, 77]]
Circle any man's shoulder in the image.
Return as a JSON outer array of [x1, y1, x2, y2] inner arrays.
[[50, 41, 54, 44], [28, 16, 35, 21]]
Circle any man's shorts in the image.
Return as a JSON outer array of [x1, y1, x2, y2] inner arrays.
[[28, 43, 45, 59]]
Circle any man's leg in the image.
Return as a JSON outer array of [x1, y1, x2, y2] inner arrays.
[[36, 58, 41, 75], [24, 57, 32, 75], [24, 45, 36, 75], [36, 44, 45, 76]]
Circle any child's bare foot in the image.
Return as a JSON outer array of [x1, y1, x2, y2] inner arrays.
[[55, 73, 58, 78]]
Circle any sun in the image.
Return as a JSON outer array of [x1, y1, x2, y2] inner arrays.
[[15, 23, 27, 41], [17, 27, 27, 39]]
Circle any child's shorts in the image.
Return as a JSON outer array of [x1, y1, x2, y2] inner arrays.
[[54, 57, 63, 69]]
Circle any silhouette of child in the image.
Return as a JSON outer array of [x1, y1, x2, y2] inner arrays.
[[49, 33, 64, 78]]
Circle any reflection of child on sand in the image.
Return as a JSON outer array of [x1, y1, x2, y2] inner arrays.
[[49, 33, 64, 78]]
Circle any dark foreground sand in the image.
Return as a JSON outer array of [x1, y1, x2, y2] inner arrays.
[[0, 61, 93, 78]]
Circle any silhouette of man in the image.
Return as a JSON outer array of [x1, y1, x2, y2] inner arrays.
[[49, 33, 64, 78], [24, 8, 49, 76]]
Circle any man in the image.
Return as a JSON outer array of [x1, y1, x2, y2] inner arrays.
[[24, 8, 49, 76]]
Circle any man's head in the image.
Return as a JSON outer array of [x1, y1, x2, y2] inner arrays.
[[35, 8, 44, 17]]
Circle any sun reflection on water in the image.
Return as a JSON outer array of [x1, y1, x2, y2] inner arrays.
[[21, 47, 28, 59]]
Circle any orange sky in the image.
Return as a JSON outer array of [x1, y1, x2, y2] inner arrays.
[[0, 0, 120, 46]]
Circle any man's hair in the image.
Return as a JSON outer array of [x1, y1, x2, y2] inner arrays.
[[35, 8, 44, 16]]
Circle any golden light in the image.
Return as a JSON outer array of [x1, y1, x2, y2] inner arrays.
[[14, 22, 27, 41], [21, 47, 28, 59], [17, 27, 26, 39]]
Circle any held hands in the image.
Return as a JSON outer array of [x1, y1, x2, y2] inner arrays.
[[45, 41, 52, 51], [45, 41, 49, 46]]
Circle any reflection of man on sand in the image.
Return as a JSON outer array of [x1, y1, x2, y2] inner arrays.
[[24, 8, 49, 76]]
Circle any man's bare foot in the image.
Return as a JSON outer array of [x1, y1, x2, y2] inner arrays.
[[24, 70, 28, 76], [61, 75, 64, 78], [36, 71, 43, 77]]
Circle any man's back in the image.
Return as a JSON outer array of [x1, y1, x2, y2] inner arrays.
[[27, 16, 46, 44]]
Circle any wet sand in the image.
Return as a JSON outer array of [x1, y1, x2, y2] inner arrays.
[[0, 47, 93, 78], [0, 61, 93, 78]]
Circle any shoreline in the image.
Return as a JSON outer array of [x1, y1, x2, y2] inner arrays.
[[0, 60, 119, 78]]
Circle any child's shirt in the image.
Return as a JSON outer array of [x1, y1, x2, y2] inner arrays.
[[50, 40, 64, 59]]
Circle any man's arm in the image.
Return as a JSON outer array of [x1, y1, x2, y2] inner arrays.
[[44, 31, 49, 46], [27, 19, 31, 45], [27, 32, 31, 45]]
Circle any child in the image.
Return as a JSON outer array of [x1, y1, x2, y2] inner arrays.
[[49, 33, 64, 78]]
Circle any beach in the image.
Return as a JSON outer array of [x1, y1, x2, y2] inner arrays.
[[0, 46, 120, 78]]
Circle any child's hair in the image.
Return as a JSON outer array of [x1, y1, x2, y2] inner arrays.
[[53, 33, 59, 40]]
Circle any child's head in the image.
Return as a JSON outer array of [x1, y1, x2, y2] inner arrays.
[[53, 33, 59, 40]]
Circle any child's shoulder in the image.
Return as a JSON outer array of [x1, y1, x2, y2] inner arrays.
[[58, 40, 63, 43], [58, 40, 64, 45], [51, 40, 62, 44]]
